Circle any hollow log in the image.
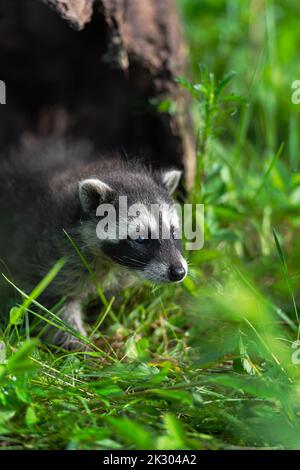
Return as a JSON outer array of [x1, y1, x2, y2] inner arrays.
[[0, 0, 195, 185]]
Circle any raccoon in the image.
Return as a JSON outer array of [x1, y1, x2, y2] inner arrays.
[[0, 138, 188, 349]]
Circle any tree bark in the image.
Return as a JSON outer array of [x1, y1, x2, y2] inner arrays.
[[42, 0, 94, 29]]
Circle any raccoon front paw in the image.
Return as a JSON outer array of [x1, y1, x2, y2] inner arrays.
[[51, 300, 89, 351], [53, 330, 88, 351], [60, 335, 88, 351]]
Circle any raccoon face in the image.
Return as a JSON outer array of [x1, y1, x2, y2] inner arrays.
[[78, 169, 188, 283]]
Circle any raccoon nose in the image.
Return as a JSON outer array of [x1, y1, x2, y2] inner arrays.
[[168, 265, 186, 282]]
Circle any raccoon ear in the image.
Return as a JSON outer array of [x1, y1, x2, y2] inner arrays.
[[162, 170, 182, 195], [79, 178, 113, 212]]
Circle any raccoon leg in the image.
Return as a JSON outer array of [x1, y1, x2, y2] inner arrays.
[[52, 299, 88, 351]]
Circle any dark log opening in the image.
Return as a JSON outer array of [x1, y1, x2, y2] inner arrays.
[[0, 0, 194, 177]]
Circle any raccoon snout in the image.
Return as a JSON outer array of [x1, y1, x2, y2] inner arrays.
[[168, 264, 186, 282]]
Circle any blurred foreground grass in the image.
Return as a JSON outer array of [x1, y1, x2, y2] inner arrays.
[[1, 0, 300, 449]]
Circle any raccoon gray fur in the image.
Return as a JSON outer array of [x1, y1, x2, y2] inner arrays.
[[0, 137, 187, 350]]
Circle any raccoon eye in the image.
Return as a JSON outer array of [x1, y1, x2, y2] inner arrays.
[[135, 235, 146, 244], [171, 226, 176, 240]]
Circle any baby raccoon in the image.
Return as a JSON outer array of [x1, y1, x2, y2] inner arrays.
[[0, 138, 187, 349]]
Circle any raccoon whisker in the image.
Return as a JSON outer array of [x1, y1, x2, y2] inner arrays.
[[111, 256, 127, 264], [114, 255, 147, 266], [112, 255, 146, 268], [121, 256, 147, 266]]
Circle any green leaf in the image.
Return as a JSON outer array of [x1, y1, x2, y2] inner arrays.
[[15, 387, 32, 404], [216, 71, 237, 97], [233, 336, 257, 375], [0, 410, 15, 424], [106, 417, 154, 449], [252, 143, 284, 201], [157, 414, 187, 450], [149, 389, 192, 405], [273, 228, 299, 325], [95, 384, 123, 397], [7, 339, 39, 374], [9, 306, 24, 326], [25, 405, 39, 426]]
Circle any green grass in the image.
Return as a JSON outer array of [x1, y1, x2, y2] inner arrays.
[[1, 0, 300, 449]]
